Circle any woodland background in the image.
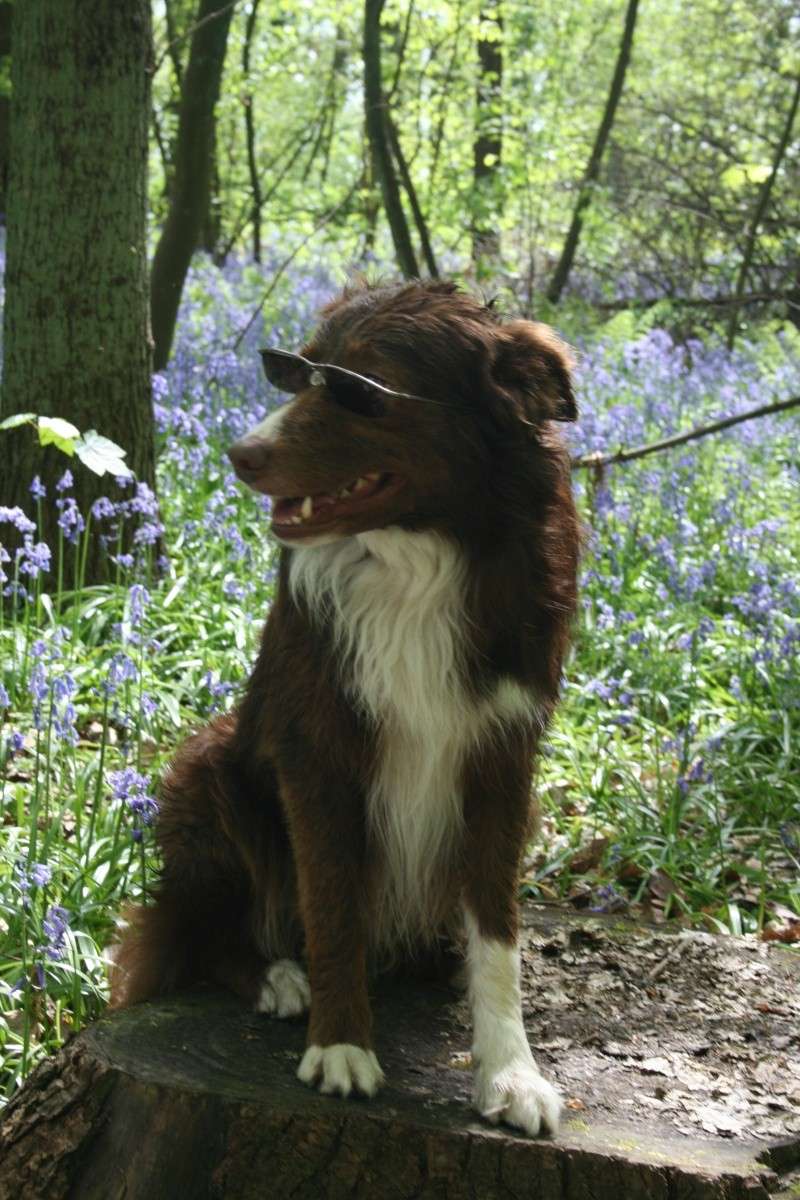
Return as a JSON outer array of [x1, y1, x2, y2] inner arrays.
[[0, 0, 798, 1105]]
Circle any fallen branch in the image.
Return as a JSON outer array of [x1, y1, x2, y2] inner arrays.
[[571, 394, 800, 471]]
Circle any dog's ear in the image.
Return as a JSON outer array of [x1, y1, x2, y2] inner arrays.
[[490, 320, 577, 427]]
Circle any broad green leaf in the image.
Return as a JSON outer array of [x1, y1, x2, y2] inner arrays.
[[37, 416, 80, 455], [0, 412, 37, 431], [74, 429, 134, 478], [721, 163, 772, 189]]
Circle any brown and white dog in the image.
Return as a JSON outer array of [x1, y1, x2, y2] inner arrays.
[[112, 280, 580, 1138]]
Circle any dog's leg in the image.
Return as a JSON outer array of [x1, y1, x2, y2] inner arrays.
[[462, 731, 563, 1137], [279, 771, 384, 1099], [111, 715, 295, 1010]]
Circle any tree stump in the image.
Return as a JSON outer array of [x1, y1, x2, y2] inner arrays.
[[1, 904, 798, 1199]]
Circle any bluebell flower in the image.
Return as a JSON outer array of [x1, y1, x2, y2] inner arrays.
[[104, 652, 138, 695], [55, 469, 73, 492], [0, 506, 36, 535], [41, 905, 70, 961], [222, 577, 246, 600], [128, 583, 150, 626], [29, 862, 52, 888], [52, 673, 79, 745], [18, 538, 51, 578], [29, 476, 46, 500], [109, 767, 159, 833], [0, 682, 9, 708], [133, 521, 163, 546], [56, 497, 85, 544], [91, 496, 117, 521]]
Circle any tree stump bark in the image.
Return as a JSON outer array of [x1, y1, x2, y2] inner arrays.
[[1, 906, 798, 1199]]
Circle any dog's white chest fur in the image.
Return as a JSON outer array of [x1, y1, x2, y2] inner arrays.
[[290, 528, 540, 947]]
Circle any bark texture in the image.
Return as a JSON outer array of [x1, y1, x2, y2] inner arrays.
[[0, 979, 785, 1200], [150, 0, 235, 370], [0, 0, 154, 580]]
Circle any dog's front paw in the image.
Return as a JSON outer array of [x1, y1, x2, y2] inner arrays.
[[255, 960, 310, 1018], [473, 1061, 562, 1137], [297, 1043, 385, 1098]]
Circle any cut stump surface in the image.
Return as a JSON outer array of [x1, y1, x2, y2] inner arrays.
[[1, 904, 799, 1199]]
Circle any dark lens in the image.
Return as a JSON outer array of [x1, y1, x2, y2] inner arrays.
[[260, 350, 311, 394], [326, 367, 386, 417]]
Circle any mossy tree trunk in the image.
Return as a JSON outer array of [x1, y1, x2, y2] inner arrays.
[[0, 0, 154, 584]]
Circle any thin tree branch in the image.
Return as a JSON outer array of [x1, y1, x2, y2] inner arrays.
[[547, 0, 639, 304], [163, 0, 185, 84], [726, 72, 800, 349], [153, 0, 241, 75], [385, 112, 438, 276], [571, 395, 800, 471], [231, 183, 359, 352]]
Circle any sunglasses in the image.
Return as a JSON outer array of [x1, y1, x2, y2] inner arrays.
[[260, 348, 453, 418]]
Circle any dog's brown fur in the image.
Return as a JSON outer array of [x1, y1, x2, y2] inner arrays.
[[112, 280, 579, 1125]]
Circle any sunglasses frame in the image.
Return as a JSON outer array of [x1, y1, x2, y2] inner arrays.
[[259, 348, 457, 412]]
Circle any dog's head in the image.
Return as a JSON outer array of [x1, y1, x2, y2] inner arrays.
[[228, 280, 576, 545]]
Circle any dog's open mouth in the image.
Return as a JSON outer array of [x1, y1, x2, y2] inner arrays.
[[271, 472, 403, 536]]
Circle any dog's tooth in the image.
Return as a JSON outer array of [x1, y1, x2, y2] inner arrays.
[[363, 472, 380, 481], [339, 484, 353, 498], [289, 514, 302, 525], [300, 496, 313, 520], [353, 476, 369, 492]]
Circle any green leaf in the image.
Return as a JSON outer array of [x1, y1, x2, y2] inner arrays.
[[0, 412, 37, 431], [37, 416, 81, 455], [74, 429, 133, 478], [721, 163, 772, 190]]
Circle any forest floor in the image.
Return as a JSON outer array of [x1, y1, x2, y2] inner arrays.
[[515, 904, 800, 1148]]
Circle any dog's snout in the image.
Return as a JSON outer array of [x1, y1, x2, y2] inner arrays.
[[227, 436, 270, 479]]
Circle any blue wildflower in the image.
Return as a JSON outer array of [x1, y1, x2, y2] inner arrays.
[[41, 906, 70, 961]]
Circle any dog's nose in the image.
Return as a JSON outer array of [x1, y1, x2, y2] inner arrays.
[[227, 437, 270, 479]]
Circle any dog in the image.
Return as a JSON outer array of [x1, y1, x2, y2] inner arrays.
[[111, 279, 580, 1138]]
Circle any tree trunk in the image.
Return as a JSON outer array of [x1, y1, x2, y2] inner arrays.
[[242, 0, 263, 263], [0, 0, 154, 584], [200, 113, 223, 260], [0, 3, 10, 217], [547, 0, 640, 305], [1, 901, 795, 1199], [725, 72, 800, 349], [386, 113, 439, 277], [472, 7, 504, 267], [150, 0, 235, 371], [363, 0, 419, 279]]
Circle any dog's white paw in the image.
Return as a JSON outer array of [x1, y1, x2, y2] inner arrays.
[[473, 1061, 562, 1137], [297, 1043, 385, 1098], [255, 960, 310, 1018]]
